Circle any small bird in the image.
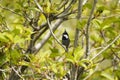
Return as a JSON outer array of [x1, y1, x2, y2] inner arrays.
[[62, 30, 70, 52]]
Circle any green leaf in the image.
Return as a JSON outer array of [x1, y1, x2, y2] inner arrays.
[[83, 3, 92, 9], [66, 54, 74, 63], [101, 17, 120, 30], [14, 35, 24, 44], [49, 47, 59, 58], [14, 9, 21, 13], [0, 53, 7, 66], [19, 61, 29, 66], [74, 47, 84, 62], [78, 62, 87, 69], [9, 49, 21, 65], [78, 59, 91, 69], [92, 19, 102, 30], [81, 59, 91, 63], [114, 69, 120, 78], [76, 20, 86, 30], [4, 33, 13, 42], [101, 72, 114, 80], [0, 33, 9, 42], [50, 47, 59, 53], [12, 27, 21, 35]]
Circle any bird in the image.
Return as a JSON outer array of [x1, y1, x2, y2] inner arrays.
[[62, 30, 70, 52]]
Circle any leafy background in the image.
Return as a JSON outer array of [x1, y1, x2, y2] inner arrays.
[[0, 0, 120, 80]]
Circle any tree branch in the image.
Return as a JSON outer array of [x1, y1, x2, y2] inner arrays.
[[34, 0, 44, 14], [70, 0, 83, 80], [74, 0, 82, 48], [85, 0, 97, 57], [91, 34, 120, 61], [57, 0, 69, 10], [34, 19, 64, 53], [11, 67, 25, 80], [56, 0, 76, 18], [47, 18, 66, 51], [0, 5, 22, 16]]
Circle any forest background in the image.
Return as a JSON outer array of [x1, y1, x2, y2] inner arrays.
[[0, 0, 120, 80]]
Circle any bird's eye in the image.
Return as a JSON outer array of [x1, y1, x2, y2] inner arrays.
[[63, 34, 69, 39]]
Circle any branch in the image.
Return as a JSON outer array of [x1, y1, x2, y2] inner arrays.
[[85, 0, 97, 57], [57, 0, 69, 10], [56, 0, 76, 18], [35, 19, 63, 53], [0, 5, 22, 16], [111, 49, 120, 61], [83, 64, 98, 80], [47, 18, 66, 51], [74, 0, 82, 48], [91, 34, 120, 61], [34, 0, 77, 31], [34, 0, 44, 14], [11, 67, 25, 80], [33, 27, 48, 44], [71, 0, 83, 80]]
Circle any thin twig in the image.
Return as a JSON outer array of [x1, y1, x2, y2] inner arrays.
[[57, 10, 77, 19], [33, 27, 48, 44], [91, 34, 120, 61], [0, 5, 22, 16], [111, 49, 120, 61], [56, 0, 76, 18], [84, 58, 119, 80], [35, 19, 63, 53], [85, 0, 97, 57], [11, 67, 25, 80], [83, 64, 98, 80], [47, 18, 66, 51], [100, 30, 120, 61], [0, 68, 10, 72], [34, 0, 44, 14], [57, 0, 69, 10], [71, 0, 83, 80], [74, 0, 82, 48]]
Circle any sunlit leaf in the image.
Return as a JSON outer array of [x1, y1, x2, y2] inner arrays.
[[66, 54, 75, 63], [77, 20, 86, 29], [92, 19, 102, 30], [9, 49, 22, 65], [0, 33, 9, 42], [74, 47, 84, 63], [101, 72, 114, 80]]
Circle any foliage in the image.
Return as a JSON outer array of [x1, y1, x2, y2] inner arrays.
[[0, 0, 120, 80]]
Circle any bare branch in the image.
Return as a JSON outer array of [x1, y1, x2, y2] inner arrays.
[[83, 64, 98, 80], [56, 0, 76, 18], [57, 0, 69, 10], [35, 19, 63, 53], [71, 0, 83, 80], [34, 0, 44, 14], [0, 5, 22, 16], [85, 0, 97, 57], [11, 67, 25, 80], [74, 0, 82, 48], [111, 49, 120, 61], [91, 34, 120, 61], [47, 18, 66, 51], [33, 27, 48, 44]]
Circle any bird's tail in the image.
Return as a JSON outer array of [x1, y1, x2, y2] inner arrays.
[[65, 47, 68, 52]]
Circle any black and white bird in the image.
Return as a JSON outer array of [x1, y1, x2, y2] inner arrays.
[[62, 30, 70, 52]]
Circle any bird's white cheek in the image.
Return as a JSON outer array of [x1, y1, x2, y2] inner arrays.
[[63, 34, 69, 39]]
